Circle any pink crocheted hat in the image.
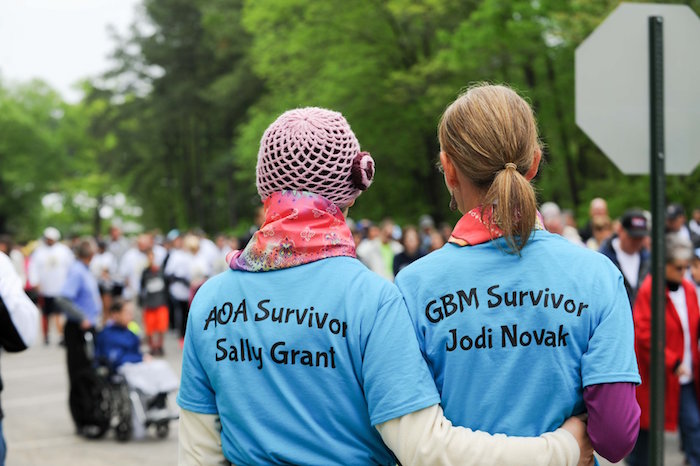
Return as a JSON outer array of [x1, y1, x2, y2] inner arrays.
[[256, 107, 375, 208]]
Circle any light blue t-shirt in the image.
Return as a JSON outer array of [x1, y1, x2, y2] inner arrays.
[[177, 256, 439, 466], [61, 261, 102, 326], [395, 231, 640, 437]]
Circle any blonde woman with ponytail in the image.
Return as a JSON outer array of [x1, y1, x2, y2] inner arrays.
[[395, 84, 641, 464]]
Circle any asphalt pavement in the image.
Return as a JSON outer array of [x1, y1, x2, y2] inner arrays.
[[2, 331, 181, 466]]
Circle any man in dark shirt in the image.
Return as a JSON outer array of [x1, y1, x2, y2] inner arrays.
[[599, 209, 651, 306]]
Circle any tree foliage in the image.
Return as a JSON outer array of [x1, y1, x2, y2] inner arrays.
[[2, 0, 699, 237]]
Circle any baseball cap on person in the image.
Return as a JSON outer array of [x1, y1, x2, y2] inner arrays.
[[256, 107, 375, 208], [620, 209, 649, 238], [166, 229, 180, 242], [43, 227, 61, 241], [666, 203, 685, 220]]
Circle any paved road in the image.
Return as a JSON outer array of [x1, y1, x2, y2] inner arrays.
[[1, 330, 688, 465], [3, 332, 182, 466]]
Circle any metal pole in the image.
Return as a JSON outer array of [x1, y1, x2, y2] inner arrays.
[[648, 15, 666, 466]]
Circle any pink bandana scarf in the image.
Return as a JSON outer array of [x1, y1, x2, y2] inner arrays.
[[227, 190, 356, 272], [448, 206, 545, 247]]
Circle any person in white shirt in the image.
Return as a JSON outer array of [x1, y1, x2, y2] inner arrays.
[[666, 203, 692, 243], [28, 227, 74, 345], [0, 250, 40, 465], [118, 234, 151, 302], [689, 208, 700, 248], [540, 202, 585, 247], [89, 240, 118, 323], [163, 233, 192, 347]]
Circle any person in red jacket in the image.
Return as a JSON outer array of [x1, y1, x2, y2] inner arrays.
[[630, 233, 700, 466]]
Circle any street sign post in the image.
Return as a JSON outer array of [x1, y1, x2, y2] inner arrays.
[[576, 4, 700, 465]]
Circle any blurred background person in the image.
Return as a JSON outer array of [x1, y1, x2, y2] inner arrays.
[[585, 215, 613, 251], [689, 208, 700, 248], [29, 227, 74, 345], [118, 234, 151, 303], [107, 224, 129, 264], [56, 239, 102, 437], [631, 234, 700, 466], [666, 203, 691, 242], [599, 209, 651, 306], [0, 247, 40, 466], [0, 236, 24, 283], [540, 201, 584, 246], [139, 249, 169, 356], [90, 240, 117, 324], [579, 197, 609, 244], [418, 214, 436, 252], [428, 229, 445, 253], [356, 218, 403, 281], [691, 248, 700, 300], [163, 232, 191, 348], [438, 221, 454, 244], [393, 225, 423, 276], [184, 234, 211, 338]]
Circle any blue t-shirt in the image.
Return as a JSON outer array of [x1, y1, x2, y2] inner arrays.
[[177, 256, 439, 465], [395, 231, 640, 437]]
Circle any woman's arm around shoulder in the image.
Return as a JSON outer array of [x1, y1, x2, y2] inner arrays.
[[376, 404, 592, 466], [179, 409, 231, 466]]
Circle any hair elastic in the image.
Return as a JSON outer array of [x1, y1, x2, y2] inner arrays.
[[504, 162, 517, 170]]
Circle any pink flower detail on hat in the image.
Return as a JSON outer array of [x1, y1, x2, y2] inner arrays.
[[312, 208, 325, 218], [288, 208, 299, 220], [300, 226, 315, 242], [326, 204, 338, 216], [262, 226, 275, 237], [351, 151, 375, 191]]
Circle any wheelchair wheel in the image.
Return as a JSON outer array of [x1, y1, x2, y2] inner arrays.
[[112, 382, 132, 441], [156, 421, 169, 439], [115, 420, 132, 442]]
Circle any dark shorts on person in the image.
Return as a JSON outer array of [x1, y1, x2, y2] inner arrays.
[[41, 296, 61, 316]]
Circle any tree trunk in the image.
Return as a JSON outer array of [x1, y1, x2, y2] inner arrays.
[[545, 54, 580, 207]]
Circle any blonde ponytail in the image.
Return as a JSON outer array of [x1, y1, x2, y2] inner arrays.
[[438, 83, 541, 254]]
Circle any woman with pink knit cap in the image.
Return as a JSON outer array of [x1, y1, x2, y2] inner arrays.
[[177, 107, 591, 465]]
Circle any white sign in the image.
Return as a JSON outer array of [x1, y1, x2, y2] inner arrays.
[[575, 3, 700, 175]]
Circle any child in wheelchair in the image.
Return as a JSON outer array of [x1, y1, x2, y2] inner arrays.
[[94, 299, 178, 440]]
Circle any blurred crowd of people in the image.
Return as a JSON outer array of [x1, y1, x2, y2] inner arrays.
[[1, 198, 698, 347], [1, 198, 699, 345], [0, 226, 239, 352]]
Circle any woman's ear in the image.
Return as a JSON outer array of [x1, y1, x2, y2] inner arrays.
[[525, 148, 542, 181], [439, 151, 460, 190]]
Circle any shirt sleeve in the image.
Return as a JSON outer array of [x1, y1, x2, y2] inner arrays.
[[60, 265, 81, 301], [362, 294, 440, 426], [376, 404, 581, 466], [178, 409, 226, 466], [580, 269, 641, 386], [0, 253, 40, 350], [177, 294, 218, 415], [583, 382, 640, 462]]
